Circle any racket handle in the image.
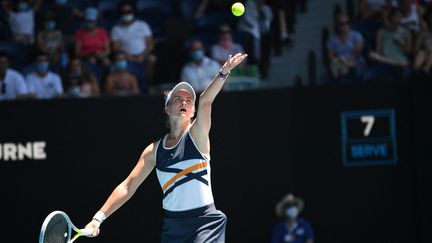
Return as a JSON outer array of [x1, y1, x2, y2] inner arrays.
[[80, 228, 94, 236]]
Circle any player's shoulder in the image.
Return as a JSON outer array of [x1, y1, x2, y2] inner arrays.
[[144, 140, 162, 155]]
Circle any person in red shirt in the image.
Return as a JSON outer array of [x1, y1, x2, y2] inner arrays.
[[74, 7, 110, 66]]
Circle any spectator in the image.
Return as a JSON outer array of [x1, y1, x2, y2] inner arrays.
[[274, 0, 295, 45], [356, 0, 394, 51], [364, 8, 412, 81], [1, 0, 41, 44], [74, 7, 111, 66], [358, 0, 393, 21], [258, 0, 273, 79], [26, 52, 63, 99], [36, 15, 64, 66], [63, 57, 100, 98], [326, 14, 366, 82], [211, 24, 245, 65], [398, 0, 422, 33], [237, 0, 262, 64], [104, 52, 140, 96], [50, 0, 84, 44], [236, 0, 273, 78], [0, 51, 28, 101], [271, 193, 314, 243], [181, 39, 220, 92], [111, 1, 156, 82], [414, 11, 432, 73]]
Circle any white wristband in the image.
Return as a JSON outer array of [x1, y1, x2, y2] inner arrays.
[[93, 211, 106, 224]]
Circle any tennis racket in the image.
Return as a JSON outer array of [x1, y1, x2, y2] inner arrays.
[[39, 210, 94, 243]]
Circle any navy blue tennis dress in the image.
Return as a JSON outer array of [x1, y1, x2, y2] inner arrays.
[[155, 128, 227, 243]]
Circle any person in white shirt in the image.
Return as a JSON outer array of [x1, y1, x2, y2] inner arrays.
[[26, 53, 63, 99], [0, 51, 28, 101], [181, 40, 221, 93], [211, 24, 245, 65], [1, 0, 41, 44], [111, 1, 156, 81]]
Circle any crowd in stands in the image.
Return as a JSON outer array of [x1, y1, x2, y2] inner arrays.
[[326, 0, 432, 83], [1, 0, 306, 101]]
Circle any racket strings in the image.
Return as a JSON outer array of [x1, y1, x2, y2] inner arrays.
[[42, 214, 69, 243]]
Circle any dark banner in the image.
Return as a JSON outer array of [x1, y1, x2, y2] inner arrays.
[[0, 81, 429, 243]]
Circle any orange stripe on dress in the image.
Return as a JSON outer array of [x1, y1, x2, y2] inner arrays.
[[162, 161, 208, 191]]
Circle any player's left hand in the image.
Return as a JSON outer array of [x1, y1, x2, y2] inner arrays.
[[220, 53, 248, 74]]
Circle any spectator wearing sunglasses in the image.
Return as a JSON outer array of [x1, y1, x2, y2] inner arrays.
[[326, 14, 366, 82]]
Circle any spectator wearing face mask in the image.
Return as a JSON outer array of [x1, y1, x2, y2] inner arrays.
[[104, 52, 140, 96], [271, 194, 314, 243], [26, 52, 63, 99], [111, 1, 156, 82], [37, 15, 64, 66], [64, 57, 100, 98], [181, 39, 221, 92], [1, 0, 41, 44], [51, 0, 84, 44], [74, 7, 111, 66]]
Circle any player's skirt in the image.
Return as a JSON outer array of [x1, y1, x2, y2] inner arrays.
[[161, 204, 227, 243]]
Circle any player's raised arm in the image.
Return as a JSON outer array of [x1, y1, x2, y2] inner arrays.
[[84, 142, 157, 236], [192, 53, 247, 134]]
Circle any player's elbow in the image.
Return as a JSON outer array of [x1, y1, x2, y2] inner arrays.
[[118, 180, 138, 199]]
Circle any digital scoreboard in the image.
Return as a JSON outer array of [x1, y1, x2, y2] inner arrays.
[[341, 109, 397, 166]]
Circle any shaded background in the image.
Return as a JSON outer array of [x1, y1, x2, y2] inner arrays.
[[0, 80, 431, 243]]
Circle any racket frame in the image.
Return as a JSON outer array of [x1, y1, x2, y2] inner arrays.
[[39, 210, 91, 243]]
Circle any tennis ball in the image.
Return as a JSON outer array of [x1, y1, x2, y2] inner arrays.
[[231, 2, 245, 17]]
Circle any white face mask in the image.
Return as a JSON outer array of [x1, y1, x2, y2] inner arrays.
[[122, 14, 134, 22], [285, 206, 299, 219]]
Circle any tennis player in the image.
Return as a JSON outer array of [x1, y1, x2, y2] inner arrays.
[[85, 53, 247, 242]]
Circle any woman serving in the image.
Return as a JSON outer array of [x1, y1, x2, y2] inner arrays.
[[85, 53, 247, 243]]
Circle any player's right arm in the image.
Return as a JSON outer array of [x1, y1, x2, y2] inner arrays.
[[85, 142, 157, 236]]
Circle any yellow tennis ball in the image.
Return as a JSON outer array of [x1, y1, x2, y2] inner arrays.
[[231, 2, 245, 17]]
